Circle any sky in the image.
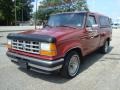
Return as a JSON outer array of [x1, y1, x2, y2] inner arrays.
[[32, 0, 120, 21], [87, 0, 120, 21], [32, 0, 41, 12]]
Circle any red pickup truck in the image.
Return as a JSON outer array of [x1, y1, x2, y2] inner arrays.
[[6, 11, 112, 78]]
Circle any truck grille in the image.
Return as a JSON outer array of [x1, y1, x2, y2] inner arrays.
[[11, 40, 40, 54]]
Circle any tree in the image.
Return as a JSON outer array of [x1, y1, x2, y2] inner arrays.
[[15, 0, 33, 22], [0, 0, 14, 25], [0, 0, 33, 25], [37, 0, 89, 21], [73, 0, 89, 11], [40, 0, 62, 7]]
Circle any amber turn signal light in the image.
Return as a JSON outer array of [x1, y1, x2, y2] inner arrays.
[[40, 43, 57, 56]]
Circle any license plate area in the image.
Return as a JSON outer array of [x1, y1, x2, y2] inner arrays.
[[18, 60, 28, 69]]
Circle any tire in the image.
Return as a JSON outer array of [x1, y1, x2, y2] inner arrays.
[[61, 51, 81, 79], [100, 40, 109, 54]]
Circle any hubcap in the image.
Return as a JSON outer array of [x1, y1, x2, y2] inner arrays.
[[68, 55, 80, 76]]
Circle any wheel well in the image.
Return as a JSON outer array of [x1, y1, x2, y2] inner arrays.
[[65, 48, 83, 60]]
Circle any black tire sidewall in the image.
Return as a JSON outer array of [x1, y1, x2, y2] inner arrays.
[[61, 51, 81, 78], [101, 40, 109, 54]]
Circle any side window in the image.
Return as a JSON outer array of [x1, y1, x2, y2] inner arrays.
[[99, 16, 111, 28], [86, 15, 97, 27]]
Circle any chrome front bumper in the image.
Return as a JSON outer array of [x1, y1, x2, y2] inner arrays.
[[7, 51, 64, 73]]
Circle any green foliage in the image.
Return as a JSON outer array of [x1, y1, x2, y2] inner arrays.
[[0, 0, 14, 25], [40, 0, 62, 7], [0, 0, 33, 25], [15, 0, 33, 21], [37, 0, 89, 21], [74, 0, 89, 11]]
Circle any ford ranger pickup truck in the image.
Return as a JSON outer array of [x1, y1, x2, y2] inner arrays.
[[6, 11, 112, 78]]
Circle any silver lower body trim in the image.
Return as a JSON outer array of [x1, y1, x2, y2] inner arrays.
[[7, 51, 64, 72], [30, 68, 51, 74], [10, 57, 62, 71], [28, 63, 62, 71], [7, 52, 64, 65]]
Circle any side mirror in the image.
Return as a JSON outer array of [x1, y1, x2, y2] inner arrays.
[[86, 27, 93, 32], [86, 24, 92, 32], [86, 20, 92, 27], [86, 20, 92, 32], [86, 24, 99, 32], [92, 24, 99, 28]]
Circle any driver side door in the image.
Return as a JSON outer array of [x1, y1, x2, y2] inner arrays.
[[85, 14, 100, 53]]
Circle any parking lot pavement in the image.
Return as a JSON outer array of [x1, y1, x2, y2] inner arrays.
[[0, 26, 42, 44], [0, 29, 120, 90], [0, 26, 40, 32]]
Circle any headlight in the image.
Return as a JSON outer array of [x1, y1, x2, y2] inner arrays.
[[40, 43, 57, 56], [41, 43, 51, 51], [7, 39, 12, 48]]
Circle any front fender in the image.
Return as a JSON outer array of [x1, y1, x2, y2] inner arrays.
[[57, 40, 84, 57]]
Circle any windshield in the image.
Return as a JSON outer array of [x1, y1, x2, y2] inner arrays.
[[47, 13, 85, 28]]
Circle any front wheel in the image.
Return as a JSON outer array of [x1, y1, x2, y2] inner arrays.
[[61, 51, 81, 78]]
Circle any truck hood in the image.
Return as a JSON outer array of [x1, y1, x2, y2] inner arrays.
[[7, 27, 81, 43], [21, 27, 79, 39]]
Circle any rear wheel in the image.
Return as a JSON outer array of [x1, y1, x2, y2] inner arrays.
[[61, 51, 81, 78], [100, 40, 109, 54]]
